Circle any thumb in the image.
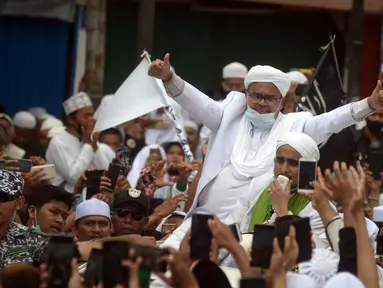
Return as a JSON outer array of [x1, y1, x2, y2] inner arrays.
[[164, 53, 170, 66], [374, 80, 382, 93]]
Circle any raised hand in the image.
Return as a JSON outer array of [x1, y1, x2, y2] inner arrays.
[[367, 80, 383, 110], [270, 179, 291, 217], [152, 160, 175, 188], [148, 53, 172, 81]]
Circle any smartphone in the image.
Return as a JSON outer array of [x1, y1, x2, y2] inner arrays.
[[131, 244, 169, 273], [31, 164, 56, 181], [240, 278, 266, 288], [83, 248, 102, 287], [85, 170, 103, 199], [377, 235, 383, 255], [373, 206, 383, 222], [190, 214, 213, 260], [102, 241, 130, 288], [298, 159, 317, 193], [115, 147, 132, 177], [6, 159, 32, 173], [275, 217, 312, 263], [107, 163, 121, 192], [229, 223, 242, 242], [370, 151, 383, 180], [250, 224, 275, 268], [295, 84, 308, 96], [45, 236, 78, 288]]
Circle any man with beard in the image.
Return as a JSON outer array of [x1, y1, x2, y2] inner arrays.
[[246, 132, 330, 248], [357, 109, 383, 159], [46, 92, 98, 193]]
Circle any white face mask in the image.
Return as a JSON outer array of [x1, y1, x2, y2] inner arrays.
[[245, 106, 277, 130]]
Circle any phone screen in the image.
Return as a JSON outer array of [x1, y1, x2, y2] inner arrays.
[[45, 236, 78, 288], [298, 160, 317, 191], [84, 248, 102, 287], [108, 163, 121, 191], [250, 225, 275, 268], [190, 214, 213, 260], [0, 160, 5, 170], [102, 241, 130, 288], [85, 170, 103, 199]]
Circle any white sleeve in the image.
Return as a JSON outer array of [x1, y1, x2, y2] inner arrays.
[[46, 139, 95, 187]]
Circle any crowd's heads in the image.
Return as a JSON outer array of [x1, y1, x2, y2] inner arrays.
[[184, 121, 199, 152], [112, 188, 149, 236], [366, 109, 383, 135], [63, 92, 94, 130], [163, 142, 184, 164], [73, 198, 111, 241], [0, 170, 24, 225], [99, 128, 123, 152], [286, 70, 308, 85], [0, 263, 40, 288], [274, 132, 319, 186], [0, 114, 14, 148], [27, 185, 72, 234], [12, 111, 37, 150], [244, 65, 290, 116], [221, 62, 248, 93], [39, 117, 64, 148]]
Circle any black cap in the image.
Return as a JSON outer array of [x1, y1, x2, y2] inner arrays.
[[113, 189, 149, 215]]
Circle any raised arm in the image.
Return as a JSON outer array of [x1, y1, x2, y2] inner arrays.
[[303, 81, 383, 144], [148, 53, 223, 132]]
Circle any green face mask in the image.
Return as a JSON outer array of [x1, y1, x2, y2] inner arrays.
[[31, 225, 41, 232]]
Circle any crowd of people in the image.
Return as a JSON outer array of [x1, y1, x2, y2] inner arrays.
[[0, 54, 382, 288]]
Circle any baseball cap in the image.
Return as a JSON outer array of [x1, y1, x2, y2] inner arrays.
[[113, 189, 149, 216]]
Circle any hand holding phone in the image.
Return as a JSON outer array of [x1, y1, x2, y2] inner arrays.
[[107, 163, 121, 192], [250, 224, 275, 268], [190, 214, 213, 260], [298, 159, 317, 193], [1, 159, 32, 173], [102, 241, 130, 288]]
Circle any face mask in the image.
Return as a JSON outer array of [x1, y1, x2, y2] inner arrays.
[[31, 213, 41, 232], [245, 106, 276, 130], [366, 119, 383, 134]]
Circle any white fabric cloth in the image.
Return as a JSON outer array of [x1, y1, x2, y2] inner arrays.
[[286, 71, 308, 84], [160, 73, 373, 250], [12, 111, 37, 129], [40, 117, 64, 132], [75, 198, 111, 222], [323, 272, 364, 288], [94, 95, 113, 120], [222, 62, 248, 79], [91, 142, 115, 170], [127, 144, 166, 188], [63, 92, 93, 116], [46, 130, 95, 193], [276, 132, 320, 161], [244, 65, 291, 96], [286, 272, 317, 288], [28, 107, 47, 120], [47, 126, 66, 139]]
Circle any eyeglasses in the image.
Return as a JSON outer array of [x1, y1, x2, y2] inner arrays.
[[247, 92, 281, 106], [114, 208, 145, 221], [274, 156, 299, 167], [0, 193, 18, 203]]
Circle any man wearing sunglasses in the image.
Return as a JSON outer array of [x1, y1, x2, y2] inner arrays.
[[0, 170, 49, 268], [111, 188, 151, 238]]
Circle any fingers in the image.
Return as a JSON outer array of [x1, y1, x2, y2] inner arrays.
[[164, 53, 170, 66], [272, 237, 282, 255], [317, 167, 325, 185], [374, 80, 382, 93], [298, 191, 313, 201]]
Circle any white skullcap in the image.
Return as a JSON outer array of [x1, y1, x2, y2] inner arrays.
[[299, 248, 339, 288], [286, 71, 308, 84], [184, 120, 198, 132], [12, 111, 37, 129], [94, 95, 113, 120], [39, 113, 54, 121], [40, 117, 64, 132], [323, 272, 364, 288], [63, 92, 93, 116], [28, 107, 47, 120], [0, 113, 12, 124], [276, 132, 320, 161], [74, 198, 111, 222], [47, 126, 66, 139], [245, 65, 291, 97], [222, 62, 248, 79]]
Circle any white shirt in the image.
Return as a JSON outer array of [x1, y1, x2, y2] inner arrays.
[[46, 130, 95, 193]]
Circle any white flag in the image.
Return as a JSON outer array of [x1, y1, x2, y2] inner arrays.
[[93, 58, 166, 134]]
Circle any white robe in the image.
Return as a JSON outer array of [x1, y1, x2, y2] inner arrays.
[[161, 74, 373, 249]]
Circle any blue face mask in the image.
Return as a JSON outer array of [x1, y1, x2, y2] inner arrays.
[[245, 106, 276, 130]]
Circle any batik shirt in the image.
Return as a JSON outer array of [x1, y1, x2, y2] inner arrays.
[[0, 222, 49, 269]]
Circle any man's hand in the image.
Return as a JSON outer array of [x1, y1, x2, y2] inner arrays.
[[148, 53, 173, 81], [82, 119, 98, 150], [367, 80, 383, 110], [152, 160, 175, 188], [154, 194, 188, 218], [270, 179, 291, 217], [22, 169, 46, 196], [115, 175, 131, 193], [207, 215, 238, 251], [177, 161, 198, 184]]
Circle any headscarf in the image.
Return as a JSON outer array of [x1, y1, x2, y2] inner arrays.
[[276, 132, 320, 161], [127, 145, 166, 188], [244, 65, 291, 97]]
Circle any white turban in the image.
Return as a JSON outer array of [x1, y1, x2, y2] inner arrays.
[[28, 107, 47, 120], [222, 62, 248, 79], [184, 120, 198, 132], [244, 65, 291, 97], [286, 71, 308, 84], [40, 117, 64, 132], [75, 198, 111, 222], [276, 132, 320, 161], [12, 111, 37, 129]]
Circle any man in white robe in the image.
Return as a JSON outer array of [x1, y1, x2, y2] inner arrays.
[[46, 93, 99, 193], [148, 53, 383, 249]]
